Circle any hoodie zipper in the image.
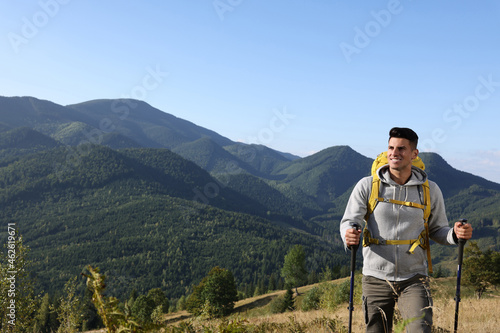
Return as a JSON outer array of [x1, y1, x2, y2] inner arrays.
[[394, 185, 400, 280], [394, 184, 407, 281]]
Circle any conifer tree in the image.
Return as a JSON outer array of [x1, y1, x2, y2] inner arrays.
[[53, 276, 83, 333], [35, 293, 58, 333], [81, 287, 102, 332], [268, 273, 277, 292], [176, 295, 186, 311], [283, 286, 295, 311]]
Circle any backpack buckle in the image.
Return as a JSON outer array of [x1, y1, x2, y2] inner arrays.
[[362, 228, 371, 247]]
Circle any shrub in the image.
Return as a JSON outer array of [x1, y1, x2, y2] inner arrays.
[[318, 283, 338, 311], [186, 266, 238, 318], [131, 294, 155, 324], [301, 286, 322, 311], [147, 288, 169, 313], [334, 279, 350, 305]]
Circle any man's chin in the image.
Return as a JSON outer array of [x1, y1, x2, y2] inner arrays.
[[389, 163, 403, 171]]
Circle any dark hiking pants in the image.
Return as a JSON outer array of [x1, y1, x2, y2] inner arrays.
[[362, 275, 433, 333]]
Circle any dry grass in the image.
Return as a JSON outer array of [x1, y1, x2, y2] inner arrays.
[[432, 297, 500, 333], [219, 296, 500, 333], [84, 278, 500, 332], [241, 308, 356, 332]]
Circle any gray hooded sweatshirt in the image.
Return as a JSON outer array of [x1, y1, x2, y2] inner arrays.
[[340, 164, 457, 281]]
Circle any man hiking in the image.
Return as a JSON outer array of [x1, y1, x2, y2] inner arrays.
[[340, 127, 473, 332]]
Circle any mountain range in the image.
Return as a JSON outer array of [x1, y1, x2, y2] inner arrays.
[[1, 95, 499, 298]]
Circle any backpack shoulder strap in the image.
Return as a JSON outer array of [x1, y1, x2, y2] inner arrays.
[[422, 179, 432, 274], [422, 179, 431, 222], [364, 152, 387, 222], [365, 175, 380, 222]]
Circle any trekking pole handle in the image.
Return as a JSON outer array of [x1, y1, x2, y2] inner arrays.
[[458, 219, 468, 244], [348, 224, 361, 251]]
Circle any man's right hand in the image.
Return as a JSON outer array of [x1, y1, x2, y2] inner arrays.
[[345, 228, 362, 247]]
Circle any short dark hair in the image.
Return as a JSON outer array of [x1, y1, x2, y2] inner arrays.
[[389, 127, 418, 149]]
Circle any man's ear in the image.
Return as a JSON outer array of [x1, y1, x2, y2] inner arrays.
[[411, 148, 419, 160]]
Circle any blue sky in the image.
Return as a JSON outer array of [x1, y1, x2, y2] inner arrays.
[[1, 1, 500, 183]]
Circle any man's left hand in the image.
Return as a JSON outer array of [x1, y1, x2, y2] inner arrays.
[[454, 221, 473, 240]]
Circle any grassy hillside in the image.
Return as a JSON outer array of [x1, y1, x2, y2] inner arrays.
[[146, 277, 500, 333]]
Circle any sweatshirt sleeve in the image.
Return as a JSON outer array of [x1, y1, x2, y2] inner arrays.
[[427, 180, 456, 245], [340, 177, 371, 248]]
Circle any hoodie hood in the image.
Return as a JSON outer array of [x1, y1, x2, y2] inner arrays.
[[376, 164, 428, 186]]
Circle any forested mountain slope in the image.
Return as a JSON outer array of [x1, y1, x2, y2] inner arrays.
[[0, 145, 342, 297]]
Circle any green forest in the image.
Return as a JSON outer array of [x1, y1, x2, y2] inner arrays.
[[0, 146, 349, 300]]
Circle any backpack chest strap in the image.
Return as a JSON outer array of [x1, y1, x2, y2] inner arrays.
[[376, 197, 426, 210], [363, 227, 428, 250], [362, 224, 433, 273]]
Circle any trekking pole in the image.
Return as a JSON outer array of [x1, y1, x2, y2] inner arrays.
[[348, 224, 361, 333], [454, 218, 468, 333]]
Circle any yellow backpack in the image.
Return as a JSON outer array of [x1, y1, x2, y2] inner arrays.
[[363, 151, 433, 274]]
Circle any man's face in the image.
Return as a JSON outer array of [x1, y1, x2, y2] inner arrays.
[[387, 137, 418, 172]]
